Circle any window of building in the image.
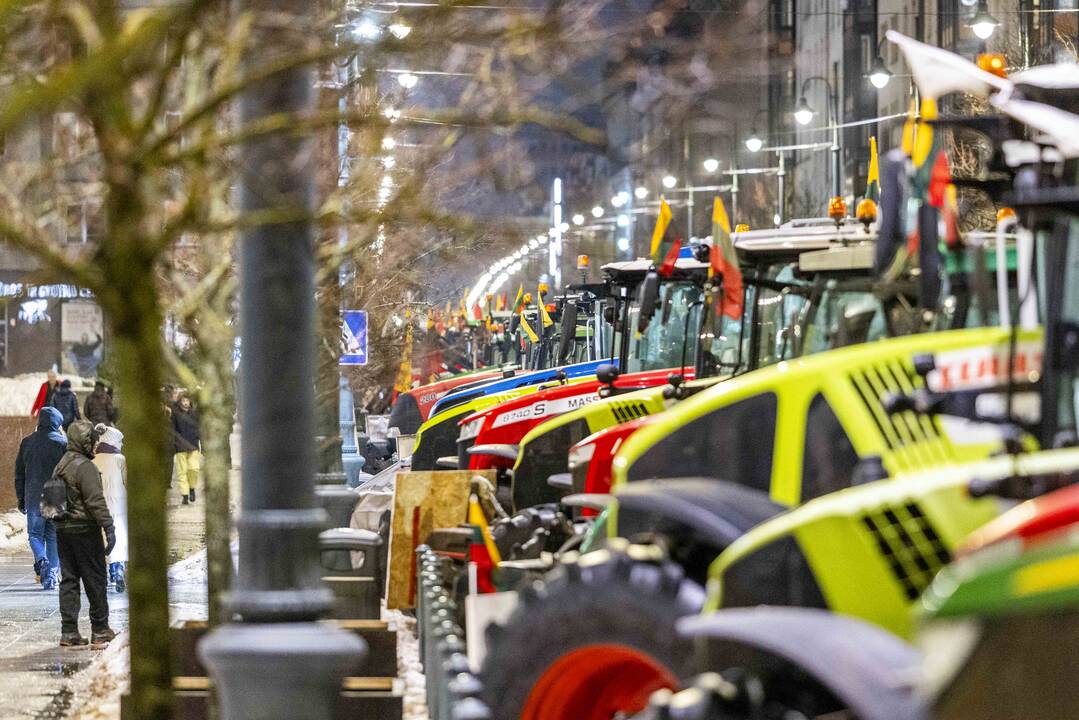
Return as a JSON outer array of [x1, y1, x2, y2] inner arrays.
[[65, 200, 105, 245], [861, 34, 873, 74], [801, 394, 860, 501]]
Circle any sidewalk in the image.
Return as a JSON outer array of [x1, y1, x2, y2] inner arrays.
[[0, 489, 217, 718]]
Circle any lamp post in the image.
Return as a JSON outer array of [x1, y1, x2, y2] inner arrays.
[[793, 68, 842, 198], [968, 0, 1000, 40], [868, 37, 893, 89], [199, 1, 366, 717]]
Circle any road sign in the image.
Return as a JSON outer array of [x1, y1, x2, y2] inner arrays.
[[341, 310, 368, 366]]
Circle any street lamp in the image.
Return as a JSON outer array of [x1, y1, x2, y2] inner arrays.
[[793, 97, 815, 126], [616, 214, 629, 227], [634, 186, 649, 199], [867, 36, 893, 89], [572, 213, 585, 225], [381, 136, 396, 150], [968, 0, 1000, 39], [396, 71, 418, 89], [793, 72, 842, 197], [591, 205, 604, 218], [744, 133, 763, 153], [388, 22, 411, 39], [662, 174, 678, 189], [702, 157, 720, 173], [611, 193, 626, 208]]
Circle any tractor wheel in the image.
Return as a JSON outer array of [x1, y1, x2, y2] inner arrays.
[[479, 540, 705, 720]]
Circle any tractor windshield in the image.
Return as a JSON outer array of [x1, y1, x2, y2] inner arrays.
[[625, 280, 704, 373]]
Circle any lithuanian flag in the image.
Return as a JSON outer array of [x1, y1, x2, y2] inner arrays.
[[866, 136, 880, 202], [649, 199, 681, 276], [511, 285, 525, 314], [538, 285, 554, 327], [710, 197, 744, 321]]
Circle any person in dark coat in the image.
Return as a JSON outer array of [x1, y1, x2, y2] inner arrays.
[[83, 381, 116, 426], [171, 393, 201, 504], [14, 406, 66, 589], [50, 379, 81, 430], [52, 420, 116, 647]]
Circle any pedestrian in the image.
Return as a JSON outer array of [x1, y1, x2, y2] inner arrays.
[[92, 424, 127, 593], [31, 368, 60, 417], [50, 379, 81, 430], [49, 420, 116, 647], [171, 392, 201, 504], [13, 407, 66, 590], [83, 381, 116, 426]]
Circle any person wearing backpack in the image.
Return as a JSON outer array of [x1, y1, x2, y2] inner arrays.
[[14, 406, 66, 590], [46, 420, 116, 647]]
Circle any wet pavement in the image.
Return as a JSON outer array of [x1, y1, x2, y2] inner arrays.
[[0, 489, 220, 718]]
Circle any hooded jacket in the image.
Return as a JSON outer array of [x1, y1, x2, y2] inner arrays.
[[14, 407, 67, 513], [53, 420, 113, 532], [171, 403, 201, 453], [84, 386, 116, 426], [50, 380, 81, 430]]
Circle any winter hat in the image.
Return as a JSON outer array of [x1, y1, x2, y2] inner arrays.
[[60, 379, 71, 390], [96, 424, 124, 451]]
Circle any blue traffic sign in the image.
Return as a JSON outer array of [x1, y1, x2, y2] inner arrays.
[[340, 310, 368, 366]]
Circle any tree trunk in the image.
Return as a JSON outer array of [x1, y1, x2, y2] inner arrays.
[[107, 272, 174, 719], [196, 350, 234, 627]]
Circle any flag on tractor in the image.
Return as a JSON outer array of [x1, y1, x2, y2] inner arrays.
[[472, 302, 483, 321], [942, 183, 962, 248], [512, 284, 525, 314], [866, 136, 880, 202], [393, 317, 413, 397], [538, 285, 554, 327], [709, 197, 744, 321], [649, 198, 682, 276], [467, 495, 501, 593], [911, 97, 942, 201], [496, 291, 507, 311], [519, 310, 539, 342]]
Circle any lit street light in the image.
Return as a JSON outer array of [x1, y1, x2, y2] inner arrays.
[[616, 214, 629, 227], [354, 19, 380, 40], [793, 97, 815, 126], [744, 133, 763, 153], [591, 206, 604, 218], [381, 136, 396, 150], [702, 158, 720, 173], [611, 193, 626, 208], [397, 72, 418, 89], [388, 23, 411, 39], [572, 213, 585, 225], [634, 186, 649, 199], [869, 56, 892, 89], [661, 174, 677, 189], [617, 237, 630, 251], [969, 0, 1000, 39]]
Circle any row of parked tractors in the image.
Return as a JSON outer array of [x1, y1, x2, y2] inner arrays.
[[378, 33, 1079, 720]]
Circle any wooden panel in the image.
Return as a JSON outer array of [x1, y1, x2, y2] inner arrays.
[[385, 470, 492, 609]]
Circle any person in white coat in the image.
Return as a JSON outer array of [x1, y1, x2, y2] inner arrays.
[[92, 424, 128, 593]]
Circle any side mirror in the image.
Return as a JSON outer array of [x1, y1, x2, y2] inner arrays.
[[557, 301, 578, 363], [509, 313, 521, 335], [637, 271, 661, 333], [596, 363, 620, 385], [836, 308, 875, 347]]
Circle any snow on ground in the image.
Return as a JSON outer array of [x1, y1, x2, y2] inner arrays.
[[0, 511, 27, 550], [385, 607, 429, 720], [0, 372, 94, 416]]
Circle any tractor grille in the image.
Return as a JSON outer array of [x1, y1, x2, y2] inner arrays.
[[860, 502, 951, 601], [608, 400, 651, 424], [848, 359, 954, 471]]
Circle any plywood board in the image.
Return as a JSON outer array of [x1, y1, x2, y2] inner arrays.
[[386, 470, 493, 609]]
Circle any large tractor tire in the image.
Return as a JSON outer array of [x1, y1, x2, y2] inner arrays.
[[479, 540, 705, 720]]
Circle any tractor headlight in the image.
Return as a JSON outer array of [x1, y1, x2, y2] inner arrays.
[[458, 416, 485, 442]]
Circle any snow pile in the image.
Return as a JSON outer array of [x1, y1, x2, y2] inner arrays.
[[0, 372, 93, 416], [385, 606, 429, 720], [0, 510, 27, 550], [67, 632, 130, 720]]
